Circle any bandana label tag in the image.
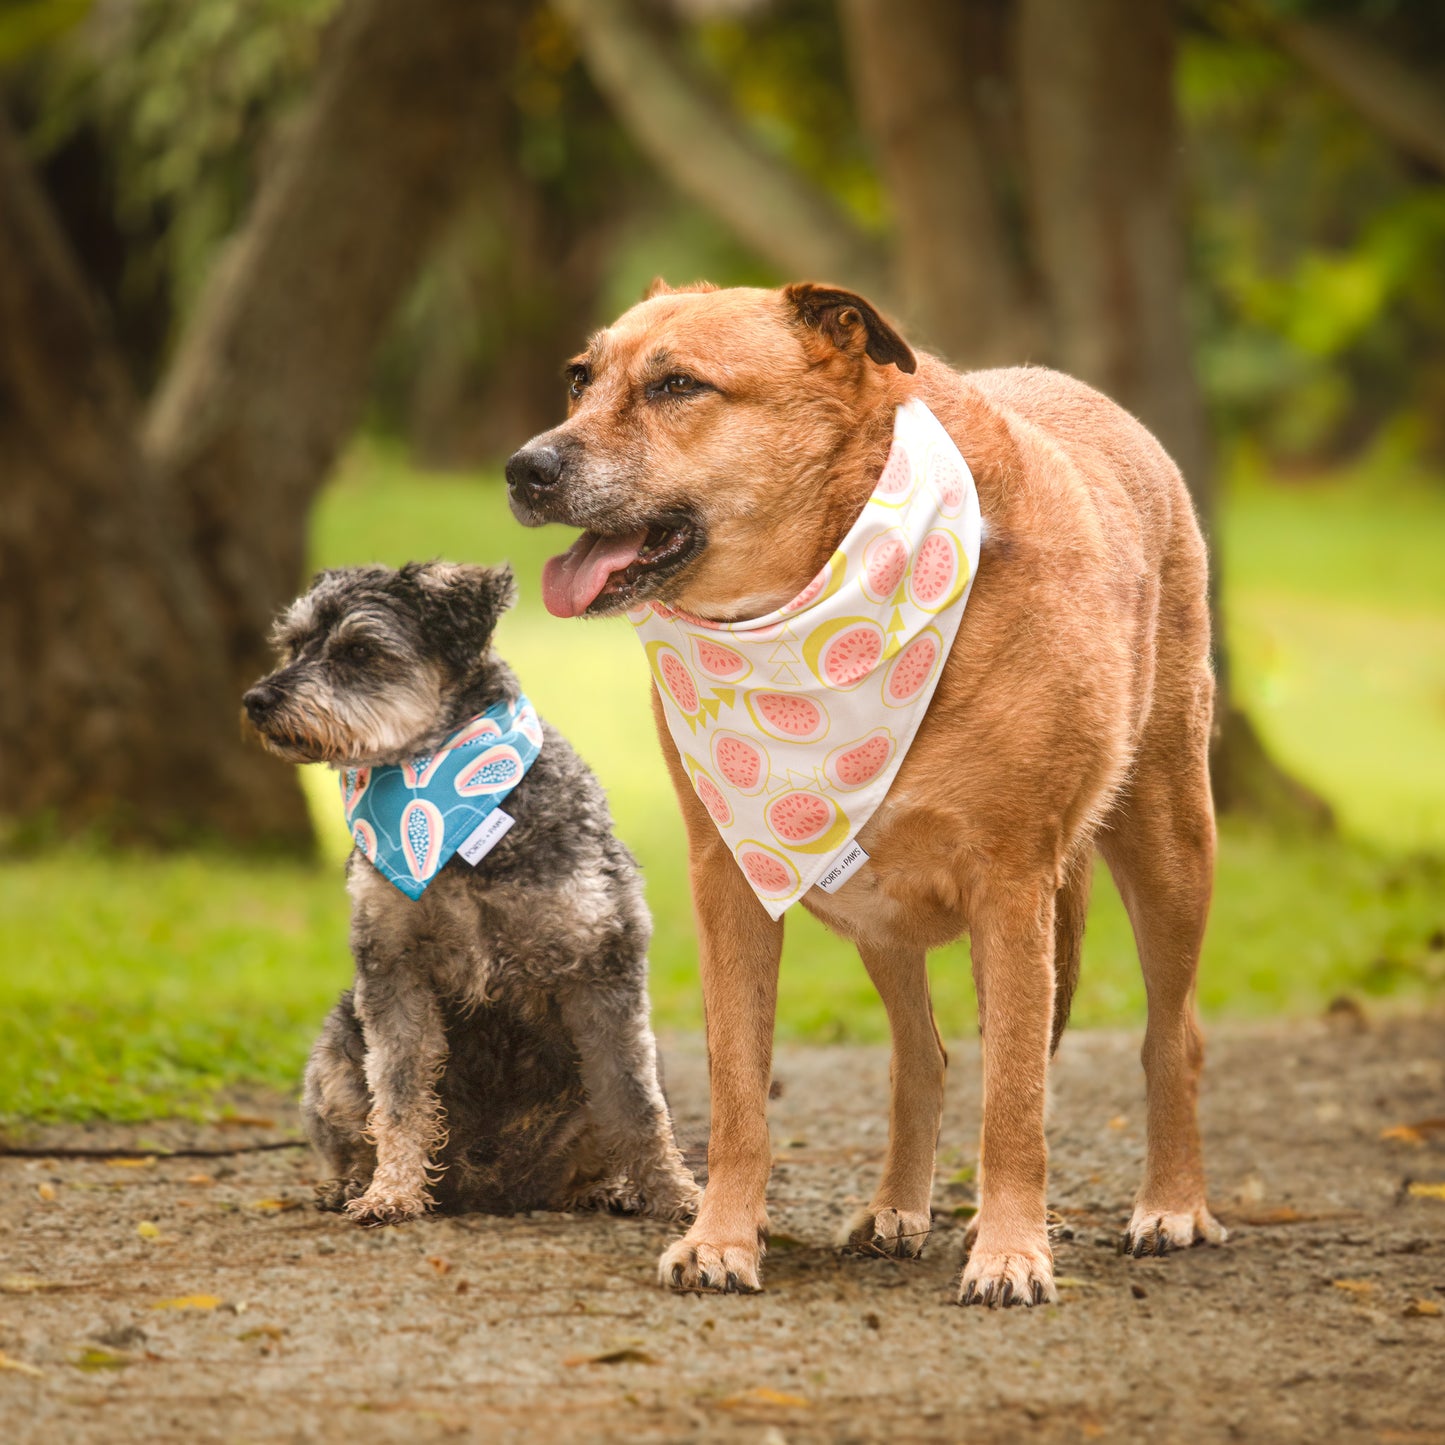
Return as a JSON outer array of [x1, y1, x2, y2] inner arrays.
[[816, 841, 869, 895], [457, 808, 515, 866]]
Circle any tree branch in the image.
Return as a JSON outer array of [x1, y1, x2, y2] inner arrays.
[[1267, 11, 1445, 176], [553, 0, 896, 306]]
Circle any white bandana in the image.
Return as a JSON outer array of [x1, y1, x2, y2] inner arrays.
[[630, 398, 981, 917]]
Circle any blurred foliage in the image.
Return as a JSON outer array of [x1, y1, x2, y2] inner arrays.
[[1185, 5, 1445, 462], [4, 0, 1445, 462], [18, 0, 336, 347]]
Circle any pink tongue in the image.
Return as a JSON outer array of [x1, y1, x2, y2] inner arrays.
[[541, 529, 650, 618]]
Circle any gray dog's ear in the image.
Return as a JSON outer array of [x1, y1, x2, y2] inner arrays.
[[784, 283, 917, 374], [405, 562, 517, 665]]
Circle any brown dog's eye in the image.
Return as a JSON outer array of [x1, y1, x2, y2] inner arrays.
[[661, 374, 699, 396], [567, 365, 590, 400]]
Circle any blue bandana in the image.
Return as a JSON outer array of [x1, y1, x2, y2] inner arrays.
[[339, 694, 544, 899]]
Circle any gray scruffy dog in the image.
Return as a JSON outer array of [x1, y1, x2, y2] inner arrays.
[[243, 560, 698, 1226]]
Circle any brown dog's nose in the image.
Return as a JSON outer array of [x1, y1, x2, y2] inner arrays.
[[243, 683, 280, 722], [505, 443, 563, 500]]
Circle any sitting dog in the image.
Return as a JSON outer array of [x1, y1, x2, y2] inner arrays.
[[243, 561, 698, 1225], [504, 280, 1227, 1305]]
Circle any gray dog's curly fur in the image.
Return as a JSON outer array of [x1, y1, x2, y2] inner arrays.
[[244, 561, 698, 1225]]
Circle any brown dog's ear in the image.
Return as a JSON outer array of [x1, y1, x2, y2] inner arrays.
[[784, 283, 917, 374]]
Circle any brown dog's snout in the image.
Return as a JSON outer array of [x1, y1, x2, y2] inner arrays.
[[505, 442, 564, 506]]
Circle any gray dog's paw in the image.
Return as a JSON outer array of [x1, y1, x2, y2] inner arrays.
[[314, 1177, 368, 1213]]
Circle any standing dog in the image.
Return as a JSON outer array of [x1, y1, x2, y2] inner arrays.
[[243, 561, 697, 1225], [505, 281, 1226, 1306]]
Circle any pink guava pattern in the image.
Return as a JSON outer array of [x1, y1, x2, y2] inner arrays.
[[631, 398, 981, 917]]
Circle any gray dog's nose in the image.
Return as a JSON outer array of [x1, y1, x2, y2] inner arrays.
[[505, 443, 563, 497], [243, 684, 279, 722]]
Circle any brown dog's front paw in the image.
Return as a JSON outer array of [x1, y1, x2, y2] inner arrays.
[[1123, 1201, 1227, 1257], [843, 1205, 932, 1259], [659, 1231, 764, 1293], [343, 1182, 431, 1227], [958, 1244, 1056, 1308]]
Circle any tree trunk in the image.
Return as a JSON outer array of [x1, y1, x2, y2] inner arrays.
[[839, 0, 1041, 363], [554, 0, 895, 307], [146, 0, 528, 706], [1017, 0, 1330, 828], [0, 111, 297, 848], [2, 0, 530, 851]]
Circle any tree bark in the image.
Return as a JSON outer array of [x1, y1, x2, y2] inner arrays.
[[553, 0, 895, 307], [1017, 0, 1330, 828], [0, 110, 296, 847], [839, 0, 1041, 364], [2, 0, 530, 850]]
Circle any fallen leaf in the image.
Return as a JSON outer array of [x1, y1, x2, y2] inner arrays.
[[73, 1348, 134, 1371], [719, 1387, 812, 1411], [563, 1347, 658, 1367], [1107, 1115, 1128, 1131], [150, 1295, 221, 1311], [1052, 1277, 1093, 1290], [1403, 1299, 1441, 1318], [1233, 1206, 1359, 1226], [425, 1256, 451, 1276], [36, 1183, 56, 1202], [1406, 1181, 1445, 1201], [107, 1158, 157, 1169], [0, 1352, 43, 1378], [249, 1197, 304, 1213], [184, 1173, 215, 1187], [136, 1221, 161, 1240], [1331, 1279, 1375, 1295], [1382, 1125, 1423, 1144], [1, 1275, 69, 1294], [238, 1325, 286, 1342]]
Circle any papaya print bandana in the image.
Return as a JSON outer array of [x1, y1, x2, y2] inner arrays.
[[630, 398, 981, 918], [339, 695, 544, 900]]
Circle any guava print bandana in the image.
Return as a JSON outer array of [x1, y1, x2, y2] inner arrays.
[[340, 694, 543, 900], [631, 398, 981, 918]]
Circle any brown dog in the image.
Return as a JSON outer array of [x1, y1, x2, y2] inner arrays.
[[505, 280, 1226, 1307]]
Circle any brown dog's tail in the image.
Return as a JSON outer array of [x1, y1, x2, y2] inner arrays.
[[1051, 849, 1093, 1054]]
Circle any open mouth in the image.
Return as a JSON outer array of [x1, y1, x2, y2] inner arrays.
[[541, 515, 701, 618]]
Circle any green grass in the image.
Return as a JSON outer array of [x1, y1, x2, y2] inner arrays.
[[2, 444, 1443, 1123]]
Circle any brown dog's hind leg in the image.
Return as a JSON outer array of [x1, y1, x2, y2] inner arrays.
[[658, 856, 782, 1293], [843, 944, 944, 1260], [959, 873, 1059, 1307], [1099, 670, 1227, 1257]]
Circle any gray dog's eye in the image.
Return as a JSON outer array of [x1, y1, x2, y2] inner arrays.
[[339, 641, 373, 665]]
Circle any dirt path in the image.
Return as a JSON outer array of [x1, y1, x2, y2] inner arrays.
[[3, 1014, 1444, 1443]]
